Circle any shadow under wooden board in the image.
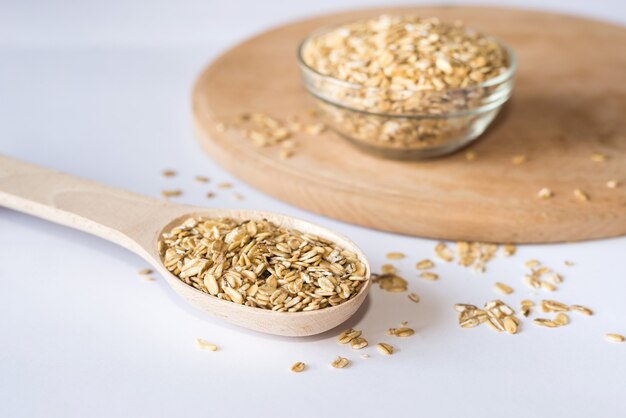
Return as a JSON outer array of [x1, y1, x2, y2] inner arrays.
[[192, 6, 626, 244]]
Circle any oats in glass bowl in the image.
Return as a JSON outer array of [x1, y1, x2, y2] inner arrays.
[[297, 15, 516, 159]]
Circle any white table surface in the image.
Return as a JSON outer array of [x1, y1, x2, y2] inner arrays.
[[1, 1, 625, 417]]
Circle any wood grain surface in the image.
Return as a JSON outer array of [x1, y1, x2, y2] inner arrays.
[[192, 6, 626, 243]]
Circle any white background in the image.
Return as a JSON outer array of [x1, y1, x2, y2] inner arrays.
[[1, 1, 625, 417]]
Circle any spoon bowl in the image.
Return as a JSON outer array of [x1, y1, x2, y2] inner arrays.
[[0, 156, 370, 336]]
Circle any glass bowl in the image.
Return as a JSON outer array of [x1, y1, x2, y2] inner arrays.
[[297, 27, 517, 159]]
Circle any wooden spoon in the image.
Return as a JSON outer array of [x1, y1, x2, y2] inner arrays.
[[0, 156, 371, 336]]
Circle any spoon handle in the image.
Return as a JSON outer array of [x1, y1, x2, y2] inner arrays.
[[0, 155, 187, 255]]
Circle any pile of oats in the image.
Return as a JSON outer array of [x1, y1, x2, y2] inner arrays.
[[159, 217, 367, 312], [457, 297, 595, 335], [303, 15, 508, 93], [439, 241, 501, 273], [532, 300, 593, 328], [455, 300, 521, 334], [219, 111, 325, 158], [522, 260, 563, 292], [300, 15, 512, 151]]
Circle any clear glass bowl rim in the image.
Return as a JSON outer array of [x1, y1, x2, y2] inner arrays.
[[296, 19, 518, 116]]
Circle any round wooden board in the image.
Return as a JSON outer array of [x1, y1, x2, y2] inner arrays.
[[192, 6, 626, 244]]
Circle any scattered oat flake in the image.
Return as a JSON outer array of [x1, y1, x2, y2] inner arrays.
[[194, 175, 210, 183], [374, 274, 408, 292], [535, 266, 551, 275], [304, 123, 326, 135], [138, 268, 153, 275], [338, 328, 362, 344], [415, 259, 434, 270], [206, 192, 215, 199], [525, 259, 540, 268], [606, 333, 625, 343], [143, 277, 156, 282], [377, 342, 394, 355], [523, 274, 541, 289], [393, 327, 415, 337], [408, 293, 420, 303], [473, 263, 485, 273], [502, 244, 516, 256], [290, 362, 306, 373], [494, 282, 513, 295], [541, 300, 570, 313], [381, 264, 396, 274], [434, 242, 454, 262], [465, 151, 477, 161], [331, 356, 350, 368], [537, 188, 553, 200], [195, 338, 218, 351], [162, 169, 176, 177], [511, 154, 527, 165], [386, 252, 405, 260], [564, 260, 575, 267], [573, 188, 589, 202], [591, 152, 607, 162], [306, 108, 318, 117], [554, 313, 569, 326], [455, 303, 478, 312], [161, 189, 182, 198], [503, 316, 519, 334], [351, 337, 368, 350], [570, 305, 593, 316], [232, 193, 244, 201], [217, 182, 233, 189], [606, 179, 619, 188], [533, 318, 558, 328], [485, 317, 504, 333], [540, 281, 557, 292], [361, 354, 370, 359], [548, 273, 563, 284], [419, 271, 439, 281]]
